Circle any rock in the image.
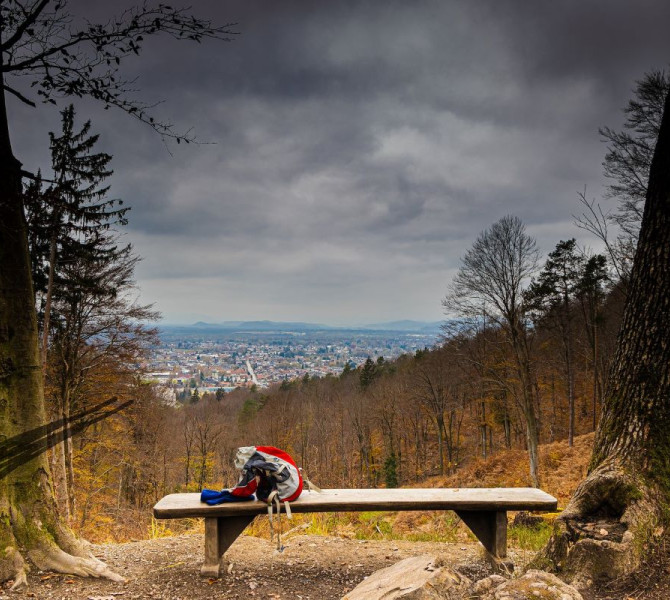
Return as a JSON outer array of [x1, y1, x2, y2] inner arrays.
[[471, 575, 506, 596], [342, 555, 471, 600], [475, 570, 583, 599]]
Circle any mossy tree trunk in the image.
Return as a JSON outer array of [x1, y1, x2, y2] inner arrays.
[[0, 78, 122, 588], [538, 90, 670, 588]]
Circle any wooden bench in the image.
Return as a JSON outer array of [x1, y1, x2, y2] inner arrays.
[[153, 488, 557, 577]]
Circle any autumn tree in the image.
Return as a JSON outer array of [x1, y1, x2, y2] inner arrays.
[[539, 88, 670, 586], [413, 346, 464, 476], [444, 215, 541, 485], [48, 246, 158, 521], [0, 0, 234, 587]]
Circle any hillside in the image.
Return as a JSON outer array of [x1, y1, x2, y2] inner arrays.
[[432, 432, 595, 509]]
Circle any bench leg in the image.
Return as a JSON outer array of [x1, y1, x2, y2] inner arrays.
[[454, 510, 507, 559], [201, 515, 255, 577]]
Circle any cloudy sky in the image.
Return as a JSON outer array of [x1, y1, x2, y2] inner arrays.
[[8, 0, 670, 325]]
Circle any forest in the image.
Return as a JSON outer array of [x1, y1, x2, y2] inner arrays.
[[2, 1, 670, 595], [29, 71, 667, 544]]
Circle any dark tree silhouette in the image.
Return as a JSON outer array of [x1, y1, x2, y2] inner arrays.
[[576, 70, 669, 280], [27, 104, 127, 374], [0, 0, 234, 588]]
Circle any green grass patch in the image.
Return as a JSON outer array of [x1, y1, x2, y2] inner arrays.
[[508, 521, 552, 551]]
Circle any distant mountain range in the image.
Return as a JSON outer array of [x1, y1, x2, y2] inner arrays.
[[165, 319, 443, 334]]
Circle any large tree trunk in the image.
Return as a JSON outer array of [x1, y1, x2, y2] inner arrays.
[[536, 90, 670, 589], [0, 82, 122, 588]]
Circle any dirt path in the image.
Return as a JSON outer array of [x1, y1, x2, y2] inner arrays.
[[3, 534, 494, 600]]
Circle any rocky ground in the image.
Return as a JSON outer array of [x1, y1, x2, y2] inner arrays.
[[1, 534, 495, 600], [3, 532, 670, 599]]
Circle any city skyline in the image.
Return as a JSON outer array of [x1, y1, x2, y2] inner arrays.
[[8, 0, 670, 323]]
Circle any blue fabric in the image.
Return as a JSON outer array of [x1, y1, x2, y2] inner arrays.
[[200, 488, 256, 505]]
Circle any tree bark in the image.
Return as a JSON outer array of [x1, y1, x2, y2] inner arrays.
[[0, 78, 122, 587], [537, 90, 670, 588]]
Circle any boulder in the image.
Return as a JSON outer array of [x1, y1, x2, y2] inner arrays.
[[342, 555, 471, 600], [471, 575, 506, 596], [475, 570, 583, 599]]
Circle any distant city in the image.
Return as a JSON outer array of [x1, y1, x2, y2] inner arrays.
[[143, 320, 441, 401]]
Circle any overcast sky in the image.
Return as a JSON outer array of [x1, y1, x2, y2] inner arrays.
[[8, 0, 670, 325]]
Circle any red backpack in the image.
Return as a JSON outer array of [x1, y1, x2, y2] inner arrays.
[[230, 445, 303, 502]]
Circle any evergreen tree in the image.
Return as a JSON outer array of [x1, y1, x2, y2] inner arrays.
[[359, 356, 378, 389], [576, 254, 609, 430], [25, 105, 129, 373], [525, 239, 584, 445], [190, 388, 200, 404], [340, 362, 353, 378], [383, 452, 398, 488]]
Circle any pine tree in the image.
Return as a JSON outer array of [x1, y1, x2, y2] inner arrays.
[[359, 357, 378, 389], [25, 105, 129, 374], [525, 239, 584, 446]]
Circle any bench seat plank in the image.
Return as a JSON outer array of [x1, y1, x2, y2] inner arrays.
[[153, 488, 557, 519]]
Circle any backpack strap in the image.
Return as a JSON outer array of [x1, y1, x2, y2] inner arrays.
[[267, 490, 282, 552], [266, 490, 293, 552], [299, 468, 322, 493]]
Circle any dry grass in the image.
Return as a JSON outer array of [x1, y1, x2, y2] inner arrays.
[[427, 432, 594, 509]]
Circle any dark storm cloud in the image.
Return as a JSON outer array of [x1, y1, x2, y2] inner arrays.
[[7, 0, 670, 322]]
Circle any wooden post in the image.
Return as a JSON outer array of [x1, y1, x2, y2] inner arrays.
[[455, 510, 507, 558], [201, 515, 255, 577]]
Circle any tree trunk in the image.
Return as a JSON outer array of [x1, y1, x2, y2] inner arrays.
[[40, 231, 58, 375], [435, 414, 445, 475], [64, 400, 76, 524], [537, 90, 670, 588], [512, 324, 540, 487], [0, 80, 122, 588]]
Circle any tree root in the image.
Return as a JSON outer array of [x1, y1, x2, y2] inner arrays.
[[533, 462, 663, 590], [28, 544, 126, 582], [9, 567, 28, 592], [0, 492, 126, 587], [3, 546, 28, 591]]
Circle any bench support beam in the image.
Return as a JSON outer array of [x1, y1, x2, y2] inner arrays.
[[455, 510, 507, 558], [202, 515, 255, 577]]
